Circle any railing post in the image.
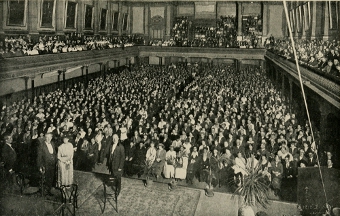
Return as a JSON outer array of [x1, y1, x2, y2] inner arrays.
[[62, 69, 66, 91], [24, 76, 29, 99], [31, 77, 35, 102]]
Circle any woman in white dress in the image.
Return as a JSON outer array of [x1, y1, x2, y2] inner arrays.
[[57, 137, 74, 187], [175, 146, 189, 180], [164, 145, 177, 178], [232, 152, 247, 186], [145, 142, 157, 164]]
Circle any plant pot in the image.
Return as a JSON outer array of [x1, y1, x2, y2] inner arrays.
[[238, 205, 255, 216], [144, 178, 153, 187], [205, 188, 214, 197]]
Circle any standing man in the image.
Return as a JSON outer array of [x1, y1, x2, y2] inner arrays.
[[107, 134, 125, 195], [1, 135, 17, 190], [37, 133, 56, 195]]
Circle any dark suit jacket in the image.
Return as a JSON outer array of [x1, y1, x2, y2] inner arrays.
[[289, 147, 299, 158], [74, 137, 84, 152], [101, 135, 113, 157], [283, 161, 297, 178], [107, 143, 125, 173], [306, 157, 318, 167], [1, 144, 17, 171], [37, 139, 56, 170], [218, 136, 226, 146]]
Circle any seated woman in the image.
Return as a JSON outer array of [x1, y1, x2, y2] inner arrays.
[[219, 149, 233, 187], [270, 155, 283, 196], [151, 143, 166, 180], [232, 151, 247, 186], [175, 146, 189, 180], [164, 145, 176, 179]]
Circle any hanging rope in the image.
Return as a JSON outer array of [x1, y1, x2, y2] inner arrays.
[[282, 0, 329, 206]]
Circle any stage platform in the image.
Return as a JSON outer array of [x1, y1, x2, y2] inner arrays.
[[0, 170, 299, 216]]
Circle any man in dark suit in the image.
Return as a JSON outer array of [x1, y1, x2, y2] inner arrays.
[[106, 134, 125, 195], [306, 151, 318, 167], [217, 131, 226, 146], [100, 130, 112, 164], [73, 132, 84, 169], [282, 155, 297, 201], [1, 135, 17, 189], [37, 133, 57, 195]]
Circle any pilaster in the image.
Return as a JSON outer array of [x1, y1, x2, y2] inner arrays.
[[237, 2, 242, 38], [28, 0, 39, 35], [322, 2, 329, 40], [94, 0, 99, 35], [310, 1, 317, 39], [77, 0, 84, 33], [55, 0, 65, 35]]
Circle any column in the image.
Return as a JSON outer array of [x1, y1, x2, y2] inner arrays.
[[281, 73, 285, 97], [310, 1, 317, 39], [55, 0, 65, 35], [81, 66, 84, 76], [129, 5, 133, 35], [276, 70, 279, 87], [157, 57, 162, 66], [24, 77, 29, 99], [77, 1, 84, 33], [144, 4, 149, 40], [28, 0, 39, 37], [31, 78, 35, 102], [234, 59, 239, 72], [118, 2, 123, 36], [289, 79, 293, 113], [58, 70, 62, 89], [118, 60, 120, 67], [237, 2, 243, 38], [114, 60, 117, 68], [106, 61, 110, 75], [165, 5, 172, 40], [94, 0, 100, 35], [260, 60, 266, 70], [98, 63, 103, 77], [322, 2, 329, 40], [107, 2, 112, 36], [262, 3, 268, 38], [62, 69, 66, 91], [0, 1, 4, 36], [85, 65, 89, 87]]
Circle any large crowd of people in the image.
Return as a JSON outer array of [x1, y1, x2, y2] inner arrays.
[[268, 38, 340, 78], [0, 33, 144, 58], [0, 62, 337, 202]]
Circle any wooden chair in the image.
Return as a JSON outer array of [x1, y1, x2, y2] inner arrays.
[[102, 177, 118, 213], [47, 184, 78, 216]]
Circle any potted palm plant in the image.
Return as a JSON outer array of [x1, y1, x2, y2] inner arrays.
[[230, 159, 271, 216], [143, 159, 154, 187]]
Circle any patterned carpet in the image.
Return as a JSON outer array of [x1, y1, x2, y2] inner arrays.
[[0, 170, 299, 216], [0, 171, 201, 216], [77, 173, 201, 216]]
